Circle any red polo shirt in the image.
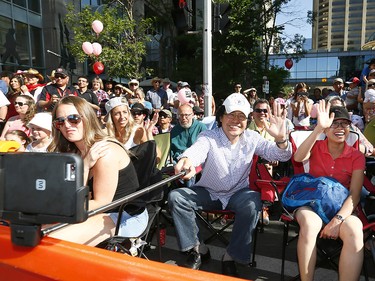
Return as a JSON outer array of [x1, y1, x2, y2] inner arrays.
[[308, 139, 365, 189]]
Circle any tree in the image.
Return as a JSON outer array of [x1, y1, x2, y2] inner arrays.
[[64, 1, 153, 79], [211, 0, 307, 98]]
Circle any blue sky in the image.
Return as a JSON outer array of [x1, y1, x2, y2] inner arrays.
[[276, 0, 313, 39]]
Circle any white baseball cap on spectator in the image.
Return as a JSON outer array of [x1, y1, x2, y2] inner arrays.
[[223, 93, 251, 116]]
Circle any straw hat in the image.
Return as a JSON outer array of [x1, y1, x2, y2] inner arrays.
[[23, 68, 44, 82]]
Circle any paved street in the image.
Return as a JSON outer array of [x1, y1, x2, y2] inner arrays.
[[143, 208, 375, 281]]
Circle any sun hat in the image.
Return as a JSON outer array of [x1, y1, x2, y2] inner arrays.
[[27, 112, 52, 132], [23, 68, 44, 82], [47, 70, 55, 81], [333, 78, 344, 84], [222, 93, 251, 116], [151, 77, 162, 83], [180, 82, 190, 88], [128, 79, 139, 86], [160, 109, 172, 117]]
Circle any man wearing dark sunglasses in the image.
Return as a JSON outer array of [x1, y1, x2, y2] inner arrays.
[[38, 68, 78, 112], [248, 98, 278, 225]]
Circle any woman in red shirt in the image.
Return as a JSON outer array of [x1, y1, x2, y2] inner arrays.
[[293, 100, 365, 281]]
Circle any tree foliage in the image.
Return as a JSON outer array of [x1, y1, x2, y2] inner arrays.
[[210, 0, 306, 98], [64, 2, 154, 79]]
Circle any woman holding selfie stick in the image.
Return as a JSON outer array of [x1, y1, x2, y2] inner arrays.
[[47, 96, 143, 246]]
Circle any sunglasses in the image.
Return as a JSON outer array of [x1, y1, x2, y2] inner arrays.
[[14, 101, 28, 106], [254, 108, 268, 114], [159, 113, 171, 118], [55, 74, 67, 79], [131, 111, 143, 116], [53, 114, 82, 129]]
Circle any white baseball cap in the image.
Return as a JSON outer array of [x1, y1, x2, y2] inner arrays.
[[105, 97, 128, 114], [27, 112, 52, 132], [223, 93, 251, 116]]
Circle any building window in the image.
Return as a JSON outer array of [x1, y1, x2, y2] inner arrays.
[[28, 0, 41, 13]]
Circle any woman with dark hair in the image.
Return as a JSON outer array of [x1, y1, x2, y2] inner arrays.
[[47, 96, 142, 246], [294, 101, 365, 281], [6, 74, 32, 120], [287, 82, 313, 129]]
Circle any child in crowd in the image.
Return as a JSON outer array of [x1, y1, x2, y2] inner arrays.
[[25, 112, 52, 152], [4, 130, 31, 152]]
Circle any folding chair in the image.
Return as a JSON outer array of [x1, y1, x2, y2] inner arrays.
[[154, 132, 171, 170], [194, 155, 261, 267], [96, 140, 165, 260]]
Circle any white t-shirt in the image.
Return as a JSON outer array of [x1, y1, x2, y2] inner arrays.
[[364, 88, 375, 103], [0, 90, 10, 107]]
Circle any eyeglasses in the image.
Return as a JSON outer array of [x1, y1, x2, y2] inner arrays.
[[330, 120, 351, 129], [179, 113, 193, 118], [53, 114, 82, 129], [14, 101, 28, 106], [225, 113, 247, 121], [55, 74, 67, 79], [254, 108, 268, 114]]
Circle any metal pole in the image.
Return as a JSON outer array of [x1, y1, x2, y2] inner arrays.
[[203, 0, 212, 117]]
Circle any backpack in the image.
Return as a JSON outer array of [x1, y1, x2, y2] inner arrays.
[[281, 173, 349, 224]]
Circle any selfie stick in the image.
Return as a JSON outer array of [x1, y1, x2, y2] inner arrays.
[[42, 171, 186, 236]]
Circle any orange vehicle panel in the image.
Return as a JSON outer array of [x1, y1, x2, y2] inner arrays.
[[0, 226, 244, 281]]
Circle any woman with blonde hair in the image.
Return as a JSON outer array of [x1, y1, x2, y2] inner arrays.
[[47, 96, 143, 245], [105, 97, 157, 149]]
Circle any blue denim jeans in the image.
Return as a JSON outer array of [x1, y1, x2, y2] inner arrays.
[[168, 186, 261, 264]]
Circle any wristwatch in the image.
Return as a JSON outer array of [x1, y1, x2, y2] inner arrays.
[[335, 214, 345, 223]]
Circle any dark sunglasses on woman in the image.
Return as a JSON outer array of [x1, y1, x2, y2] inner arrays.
[[53, 114, 82, 129]]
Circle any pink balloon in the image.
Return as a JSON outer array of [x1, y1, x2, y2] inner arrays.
[[92, 42, 102, 56], [177, 89, 190, 104], [82, 42, 93, 55], [92, 20, 103, 35]]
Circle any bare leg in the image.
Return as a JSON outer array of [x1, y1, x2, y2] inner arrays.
[[338, 215, 364, 281], [47, 214, 115, 246], [295, 207, 323, 281]]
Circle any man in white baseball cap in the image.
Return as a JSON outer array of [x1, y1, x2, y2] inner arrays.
[[169, 93, 292, 277]]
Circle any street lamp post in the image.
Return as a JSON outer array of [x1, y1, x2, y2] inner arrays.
[[262, 75, 269, 99], [203, 0, 212, 117]]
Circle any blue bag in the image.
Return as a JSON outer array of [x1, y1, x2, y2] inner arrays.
[[281, 173, 349, 224]]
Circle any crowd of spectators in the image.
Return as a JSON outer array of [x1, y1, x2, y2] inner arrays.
[[0, 64, 374, 280]]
